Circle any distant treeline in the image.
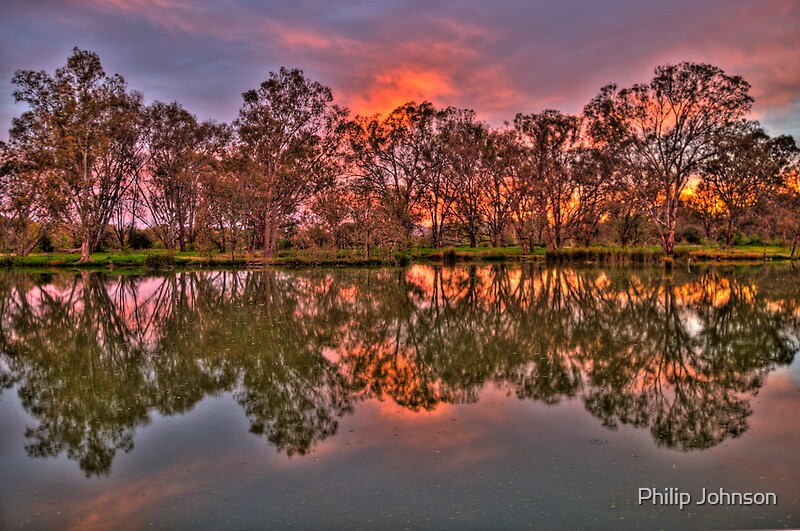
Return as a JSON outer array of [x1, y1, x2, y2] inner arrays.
[[1, 48, 798, 261]]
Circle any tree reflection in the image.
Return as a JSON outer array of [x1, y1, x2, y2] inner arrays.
[[0, 264, 797, 473], [577, 270, 795, 450], [0, 273, 153, 475]]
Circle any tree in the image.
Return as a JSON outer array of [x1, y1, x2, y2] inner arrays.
[[140, 101, 228, 251], [683, 179, 721, 240], [346, 101, 439, 246], [771, 169, 800, 257], [570, 147, 617, 246], [196, 152, 256, 258], [515, 110, 580, 252], [482, 129, 525, 248], [701, 122, 798, 247], [420, 108, 461, 249], [585, 62, 753, 253], [11, 48, 145, 261], [439, 110, 490, 247], [346, 180, 402, 259], [310, 181, 351, 252], [235, 67, 347, 258], [515, 110, 611, 251], [0, 142, 60, 254], [608, 194, 648, 247]]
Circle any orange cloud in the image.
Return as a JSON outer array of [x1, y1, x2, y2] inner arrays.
[[347, 68, 457, 117]]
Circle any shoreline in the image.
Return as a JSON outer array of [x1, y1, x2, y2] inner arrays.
[[0, 245, 796, 272]]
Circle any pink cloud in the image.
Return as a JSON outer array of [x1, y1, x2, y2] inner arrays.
[[2, 0, 798, 139]]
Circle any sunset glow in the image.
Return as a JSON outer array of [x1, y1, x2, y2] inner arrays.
[[350, 69, 456, 118], [2, 1, 798, 139]]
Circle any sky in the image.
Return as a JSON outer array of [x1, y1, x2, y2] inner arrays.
[[1, 0, 799, 142]]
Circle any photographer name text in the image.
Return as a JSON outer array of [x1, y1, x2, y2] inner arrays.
[[638, 487, 776, 510]]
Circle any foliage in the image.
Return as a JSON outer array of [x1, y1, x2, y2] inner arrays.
[[3, 51, 797, 261], [515, 110, 613, 251], [701, 121, 799, 247], [346, 101, 439, 246], [139, 101, 229, 251], [585, 62, 753, 253], [235, 67, 347, 258], [11, 48, 145, 261], [128, 228, 153, 250]]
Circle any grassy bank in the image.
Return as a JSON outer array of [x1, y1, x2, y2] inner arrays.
[[545, 245, 796, 264], [0, 251, 245, 270], [403, 245, 544, 263], [0, 244, 795, 271]]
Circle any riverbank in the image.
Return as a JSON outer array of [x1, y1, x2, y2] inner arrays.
[[0, 244, 796, 270], [544, 245, 797, 265]]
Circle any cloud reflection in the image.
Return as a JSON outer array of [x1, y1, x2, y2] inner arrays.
[[0, 265, 798, 476]]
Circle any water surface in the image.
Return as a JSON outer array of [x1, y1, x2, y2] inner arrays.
[[0, 265, 798, 529]]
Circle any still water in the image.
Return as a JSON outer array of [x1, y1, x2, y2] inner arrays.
[[0, 264, 798, 529]]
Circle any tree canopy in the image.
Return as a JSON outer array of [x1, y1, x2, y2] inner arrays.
[[2, 52, 798, 257]]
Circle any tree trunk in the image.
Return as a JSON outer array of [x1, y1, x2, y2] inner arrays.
[[704, 218, 714, 239], [15, 224, 29, 256], [263, 208, 278, 259], [490, 228, 501, 248], [22, 235, 42, 256], [725, 219, 734, 248], [178, 220, 187, 252], [80, 239, 91, 262], [661, 229, 675, 255], [430, 206, 440, 248], [660, 202, 678, 255]]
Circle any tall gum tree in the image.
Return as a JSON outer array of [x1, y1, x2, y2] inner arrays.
[[584, 62, 753, 254], [421, 107, 461, 249], [439, 111, 491, 247], [141, 101, 228, 251], [515, 110, 585, 252], [235, 67, 347, 258], [482, 129, 524, 248], [11, 48, 144, 262]]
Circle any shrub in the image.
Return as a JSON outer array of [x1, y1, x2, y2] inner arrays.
[[677, 225, 703, 245], [144, 253, 175, 270], [129, 228, 153, 250], [37, 234, 55, 253], [743, 234, 762, 246], [394, 254, 410, 266], [97, 227, 120, 251]]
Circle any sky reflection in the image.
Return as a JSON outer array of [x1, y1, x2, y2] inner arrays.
[[0, 265, 798, 528]]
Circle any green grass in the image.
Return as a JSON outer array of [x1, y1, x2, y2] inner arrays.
[[3, 250, 193, 269]]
